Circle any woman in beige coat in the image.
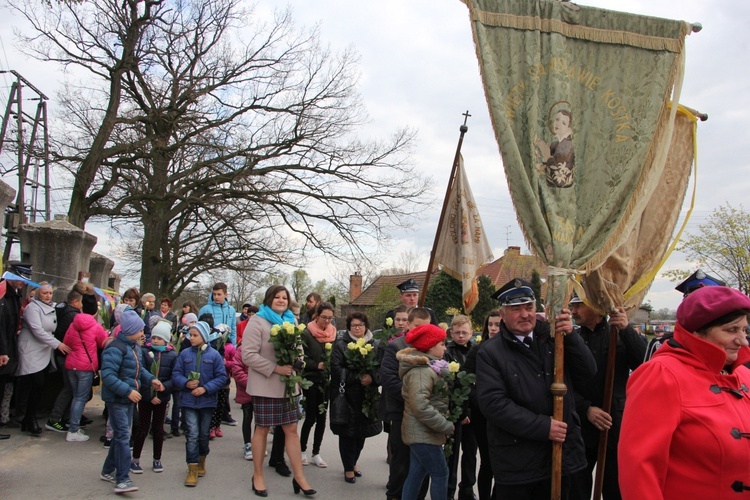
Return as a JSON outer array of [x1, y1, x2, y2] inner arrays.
[[16, 283, 70, 434], [242, 285, 315, 497]]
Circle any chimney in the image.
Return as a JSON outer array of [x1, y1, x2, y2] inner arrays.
[[505, 246, 521, 256], [349, 272, 363, 302]]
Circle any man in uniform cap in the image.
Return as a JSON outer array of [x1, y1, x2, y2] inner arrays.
[[675, 269, 726, 297], [476, 279, 596, 499], [644, 269, 727, 361], [567, 293, 646, 500], [384, 278, 438, 327]]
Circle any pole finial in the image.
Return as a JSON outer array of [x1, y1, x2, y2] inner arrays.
[[460, 110, 471, 133]]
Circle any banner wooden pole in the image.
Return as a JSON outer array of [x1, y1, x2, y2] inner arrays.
[[592, 323, 619, 499], [420, 111, 470, 306]]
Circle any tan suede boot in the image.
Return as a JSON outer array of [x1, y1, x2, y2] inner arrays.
[[185, 464, 199, 487], [197, 455, 206, 477]]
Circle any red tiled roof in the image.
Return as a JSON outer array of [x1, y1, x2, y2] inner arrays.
[[348, 248, 546, 306], [350, 270, 438, 307], [477, 247, 547, 288]]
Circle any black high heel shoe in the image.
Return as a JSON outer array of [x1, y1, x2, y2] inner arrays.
[[292, 478, 316, 496], [353, 469, 362, 477], [344, 472, 356, 484], [252, 476, 268, 497]]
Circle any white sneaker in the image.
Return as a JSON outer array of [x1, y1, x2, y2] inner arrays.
[[66, 429, 90, 442], [301, 451, 309, 466], [311, 454, 328, 468], [244, 443, 253, 461]]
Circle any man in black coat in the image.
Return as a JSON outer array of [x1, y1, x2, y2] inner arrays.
[[568, 295, 646, 500], [476, 279, 596, 500], [0, 276, 25, 438]]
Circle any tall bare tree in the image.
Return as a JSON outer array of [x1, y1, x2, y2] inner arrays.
[[670, 203, 750, 295], [10, 0, 430, 296]]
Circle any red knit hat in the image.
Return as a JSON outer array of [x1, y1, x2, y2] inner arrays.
[[676, 286, 750, 332], [406, 324, 446, 352]]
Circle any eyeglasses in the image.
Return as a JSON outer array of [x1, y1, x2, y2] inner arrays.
[[319, 315, 334, 321], [350, 323, 366, 329]]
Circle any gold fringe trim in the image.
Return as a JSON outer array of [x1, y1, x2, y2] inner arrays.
[[623, 103, 699, 304], [470, 9, 689, 53]]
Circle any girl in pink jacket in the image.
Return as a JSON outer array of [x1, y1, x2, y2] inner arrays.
[[63, 312, 109, 441]]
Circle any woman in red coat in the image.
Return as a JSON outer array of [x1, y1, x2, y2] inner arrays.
[[619, 286, 750, 499]]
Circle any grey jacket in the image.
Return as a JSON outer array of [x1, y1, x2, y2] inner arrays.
[[17, 298, 60, 376], [398, 347, 453, 446]]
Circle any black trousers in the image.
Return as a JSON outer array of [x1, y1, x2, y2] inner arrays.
[[471, 408, 494, 500], [338, 435, 365, 472], [269, 425, 286, 464], [447, 420, 478, 500], [569, 443, 622, 500], [494, 476, 569, 500], [241, 402, 253, 444], [14, 370, 46, 423], [300, 385, 327, 455], [386, 418, 429, 500]]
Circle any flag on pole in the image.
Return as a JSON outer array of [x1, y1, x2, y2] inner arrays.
[[434, 154, 493, 313]]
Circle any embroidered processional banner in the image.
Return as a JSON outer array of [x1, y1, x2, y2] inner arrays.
[[465, 0, 691, 310], [434, 155, 494, 313]]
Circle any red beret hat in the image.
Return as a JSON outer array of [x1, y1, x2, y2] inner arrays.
[[405, 324, 446, 352], [676, 286, 750, 332]]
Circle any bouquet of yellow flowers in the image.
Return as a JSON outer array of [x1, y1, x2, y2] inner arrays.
[[344, 337, 380, 421], [269, 322, 313, 406], [429, 359, 476, 458]]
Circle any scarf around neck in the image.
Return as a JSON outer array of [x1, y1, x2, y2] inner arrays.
[[347, 329, 373, 344], [307, 320, 337, 343], [257, 304, 296, 326]]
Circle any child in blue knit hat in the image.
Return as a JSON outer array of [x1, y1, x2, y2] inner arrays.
[[172, 321, 227, 487]]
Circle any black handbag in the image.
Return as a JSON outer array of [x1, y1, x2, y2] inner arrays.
[[329, 368, 351, 425]]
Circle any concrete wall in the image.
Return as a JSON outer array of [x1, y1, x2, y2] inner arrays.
[[89, 252, 115, 290], [18, 218, 97, 302]]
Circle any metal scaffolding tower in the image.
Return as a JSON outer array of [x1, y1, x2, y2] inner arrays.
[[0, 70, 51, 262]]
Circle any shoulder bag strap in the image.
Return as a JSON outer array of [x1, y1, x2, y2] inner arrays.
[[77, 329, 96, 372]]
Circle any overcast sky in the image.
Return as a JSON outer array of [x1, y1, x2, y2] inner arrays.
[[0, 0, 746, 312]]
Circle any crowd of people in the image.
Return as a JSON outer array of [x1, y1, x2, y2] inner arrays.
[[1, 267, 750, 499]]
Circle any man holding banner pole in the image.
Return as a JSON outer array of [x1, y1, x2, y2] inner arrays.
[[476, 279, 595, 500]]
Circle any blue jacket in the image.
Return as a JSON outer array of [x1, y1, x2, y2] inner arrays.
[[140, 345, 178, 400], [172, 344, 227, 409], [199, 295, 236, 344], [101, 336, 156, 404]]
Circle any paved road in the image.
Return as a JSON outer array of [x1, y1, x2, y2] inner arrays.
[[0, 387, 394, 499]]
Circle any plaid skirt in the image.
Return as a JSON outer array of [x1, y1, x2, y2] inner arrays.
[[253, 395, 299, 427]]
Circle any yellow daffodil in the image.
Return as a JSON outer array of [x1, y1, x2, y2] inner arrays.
[[448, 361, 460, 374]]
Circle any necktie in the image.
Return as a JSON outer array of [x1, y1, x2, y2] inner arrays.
[[523, 336, 533, 347]]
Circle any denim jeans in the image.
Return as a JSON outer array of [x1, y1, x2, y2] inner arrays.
[[183, 407, 213, 464], [402, 443, 449, 500], [102, 402, 135, 484], [67, 370, 94, 433]]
